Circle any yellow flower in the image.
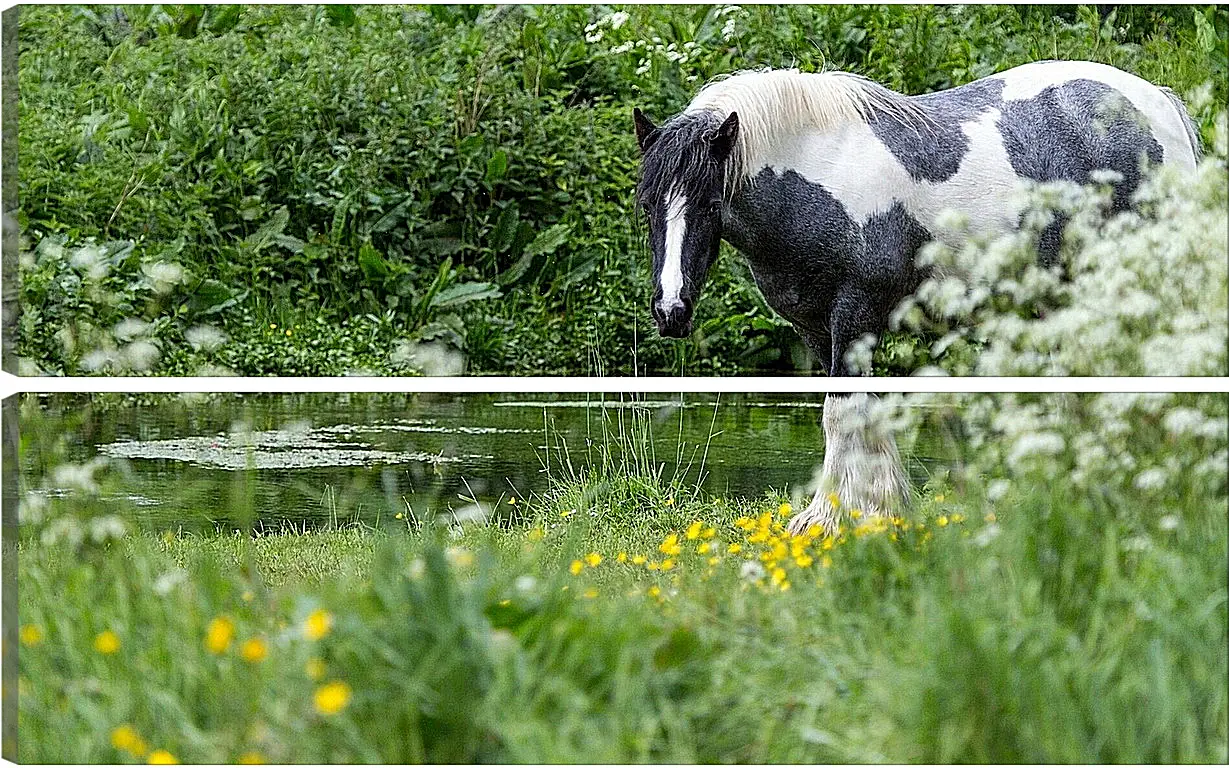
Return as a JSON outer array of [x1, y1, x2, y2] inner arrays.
[[616, 552, 628, 563], [935, 494, 946, 502], [94, 630, 120, 655], [582, 588, 599, 599], [734, 516, 756, 531], [646, 561, 660, 571], [984, 512, 997, 523], [303, 609, 333, 641], [778, 502, 792, 517], [664, 496, 674, 506], [727, 543, 742, 554], [631, 554, 647, 565], [508, 497, 517, 505], [937, 515, 949, 527], [701, 526, 717, 539], [395, 512, 404, 519], [794, 553, 813, 568], [661, 558, 675, 571], [826, 492, 841, 509], [560, 508, 575, 518], [771, 567, 787, 585], [111, 725, 145, 755], [697, 541, 712, 554], [238, 751, 266, 764], [527, 527, 545, 541], [685, 521, 703, 540], [314, 680, 352, 715], [269, 323, 277, 329], [951, 513, 966, 524], [148, 749, 178, 764], [707, 556, 719, 566], [659, 534, 682, 556], [19, 625, 43, 647], [305, 657, 326, 680], [647, 585, 661, 598], [820, 554, 833, 569], [849, 509, 863, 520], [240, 637, 268, 663], [584, 552, 602, 567], [205, 616, 235, 654], [569, 560, 584, 575]]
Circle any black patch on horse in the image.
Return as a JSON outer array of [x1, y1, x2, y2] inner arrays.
[[867, 78, 1006, 184]]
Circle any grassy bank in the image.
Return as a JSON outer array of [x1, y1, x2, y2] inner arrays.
[[16, 4, 1228, 375], [17, 470, 1227, 763]]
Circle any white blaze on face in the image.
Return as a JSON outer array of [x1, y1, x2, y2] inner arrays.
[[659, 185, 688, 312]]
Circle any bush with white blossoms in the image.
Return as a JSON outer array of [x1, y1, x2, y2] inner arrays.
[[894, 108, 1228, 377]]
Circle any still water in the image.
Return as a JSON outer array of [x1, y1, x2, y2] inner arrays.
[[23, 392, 867, 533]]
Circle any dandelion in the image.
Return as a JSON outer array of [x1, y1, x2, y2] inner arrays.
[[148, 749, 178, 764], [569, 560, 584, 575], [849, 509, 863, 520], [560, 509, 575, 519], [205, 616, 235, 654], [937, 515, 949, 527], [508, 497, 517, 505], [984, 512, 997, 522], [697, 541, 712, 554], [314, 680, 352, 715], [240, 637, 268, 663], [94, 630, 120, 655], [935, 494, 946, 502], [659, 534, 682, 556], [686, 521, 703, 540], [661, 558, 675, 571], [647, 586, 662, 598], [778, 502, 792, 517], [111, 725, 147, 757], [238, 752, 266, 764], [584, 552, 602, 567], [616, 552, 628, 563], [664, 496, 675, 506], [305, 657, 326, 680], [527, 527, 544, 542], [631, 554, 647, 565], [303, 609, 333, 641], [794, 553, 813, 568], [727, 543, 742, 554], [19, 625, 43, 647]]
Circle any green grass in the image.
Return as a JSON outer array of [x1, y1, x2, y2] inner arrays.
[[16, 467, 1227, 763]]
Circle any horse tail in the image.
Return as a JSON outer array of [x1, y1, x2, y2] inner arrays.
[[1160, 86, 1203, 163]]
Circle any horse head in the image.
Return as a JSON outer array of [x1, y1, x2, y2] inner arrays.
[[634, 107, 739, 338]]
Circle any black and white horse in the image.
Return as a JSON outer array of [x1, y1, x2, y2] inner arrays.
[[633, 61, 1201, 534]]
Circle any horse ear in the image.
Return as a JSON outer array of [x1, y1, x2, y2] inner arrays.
[[710, 111, 739, 162], [633, 108, 659, 153]]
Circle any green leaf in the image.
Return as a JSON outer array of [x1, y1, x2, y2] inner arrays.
[[358, 242, 389, 280], [370, 197, 413, 234], [430, 281, 502, 308], [243, 206, 289, 252], [485, 150, 508, 184], [490, 205, 519, 253], [521, 222, 571, 259], [325, 6, 356, 27]]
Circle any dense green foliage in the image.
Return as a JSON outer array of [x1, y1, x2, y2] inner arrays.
[[16, 4, 1228, 375], [17, 391, 1228, 761]]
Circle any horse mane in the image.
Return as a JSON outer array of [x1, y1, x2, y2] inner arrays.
[[685, 68, 931, 193]]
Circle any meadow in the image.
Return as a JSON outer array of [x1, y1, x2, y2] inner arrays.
[[14, 4, 1229, 376], [15, 391, 1229, 763]]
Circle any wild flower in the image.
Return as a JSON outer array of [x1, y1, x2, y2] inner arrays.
[[569, 560, 584, 575], [94, 630, 120, 655], [238, 752, 266, 764], [240, 637, 268, 663], [303, 610, 332, 641], [19, 625, 43, 646], [205, 616, 235, 654], [584, 552, 602, 567], [147, 749, 178, 764], [659, 534, 682, 556], [314, 681, 352, 715], [110, 725, 147, 757]]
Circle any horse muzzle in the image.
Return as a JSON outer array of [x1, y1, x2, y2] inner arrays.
[[653, 299, 693, 338]]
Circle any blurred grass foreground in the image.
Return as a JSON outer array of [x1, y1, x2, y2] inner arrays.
[[14, 391, 1229, 763]]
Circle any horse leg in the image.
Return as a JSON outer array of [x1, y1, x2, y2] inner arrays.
[[786, 392, 910, 535], [786, 289, 910, 536]]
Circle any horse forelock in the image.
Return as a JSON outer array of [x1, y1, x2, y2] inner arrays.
[[636, 111, 725, 210]]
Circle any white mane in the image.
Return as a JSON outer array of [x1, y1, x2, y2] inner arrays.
[[685, 68, 930, 189]]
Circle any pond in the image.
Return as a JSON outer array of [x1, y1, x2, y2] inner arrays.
[[20, 393, 943, 533]]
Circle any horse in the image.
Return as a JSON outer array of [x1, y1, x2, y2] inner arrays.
[[632, 60, 1201, 534]]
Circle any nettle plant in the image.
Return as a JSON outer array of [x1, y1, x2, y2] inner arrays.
[[894, 105, 1228, 377]]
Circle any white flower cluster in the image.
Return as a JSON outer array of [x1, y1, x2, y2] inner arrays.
[[898, 114, 1228, 378]]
